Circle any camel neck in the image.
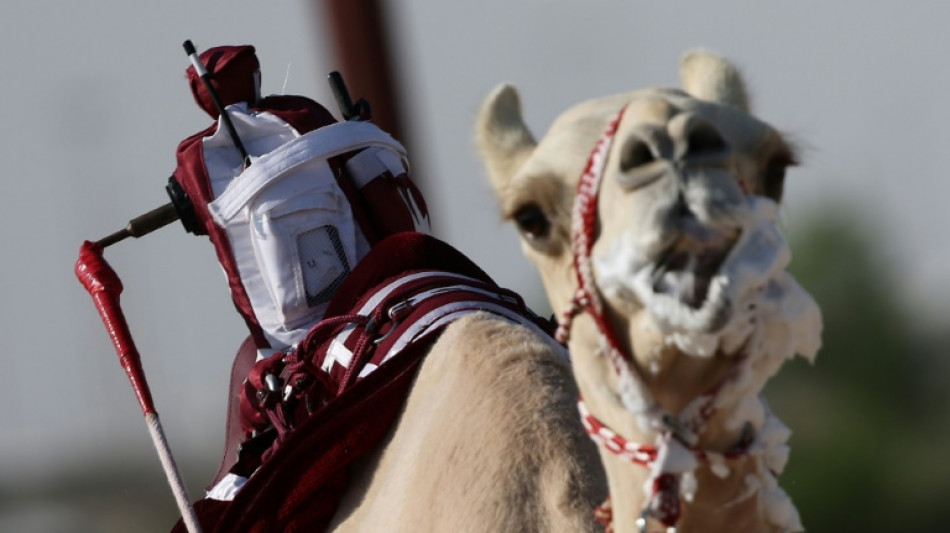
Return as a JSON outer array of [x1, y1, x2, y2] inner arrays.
[[568, 325, 787, 532]]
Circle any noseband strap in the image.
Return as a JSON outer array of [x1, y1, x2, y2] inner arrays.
[[555, 106, 632, 377]]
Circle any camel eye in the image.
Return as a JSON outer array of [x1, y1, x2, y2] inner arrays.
[[513, 203, 550, 240], [762, 149, 796, 201], [763, 162, 786, 201]]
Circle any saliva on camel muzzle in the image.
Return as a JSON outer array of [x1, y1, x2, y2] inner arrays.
[[592, 110, 775, 340]]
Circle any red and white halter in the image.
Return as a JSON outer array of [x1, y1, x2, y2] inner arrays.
[[555, 106, 748, 532]]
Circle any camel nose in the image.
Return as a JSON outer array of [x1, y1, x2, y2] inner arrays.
[[673, 193, 731, 248]]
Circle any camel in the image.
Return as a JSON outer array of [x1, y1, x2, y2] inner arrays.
[[89, 46, 816, 533], [476, 50, 822, 532], [326, 312, 606, 532]]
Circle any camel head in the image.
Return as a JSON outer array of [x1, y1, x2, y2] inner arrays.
[[476, 49, 807, 394], [477, 50, 821, 532]]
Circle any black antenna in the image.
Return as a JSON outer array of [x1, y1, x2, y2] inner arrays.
[[184, 40, 252, 168], [328, 71, 371, 121]]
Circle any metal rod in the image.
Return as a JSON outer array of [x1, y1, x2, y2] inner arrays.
[[184, 40, 251, 168], [97, 202, 180, 248], [328, 71, 356, 120]]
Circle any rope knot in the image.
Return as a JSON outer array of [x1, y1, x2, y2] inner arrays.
[[555, 290, 592, 343]]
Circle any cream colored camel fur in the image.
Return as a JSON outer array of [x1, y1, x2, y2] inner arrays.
[[329, 312, 606, 532], [477, 51, 821, 532]]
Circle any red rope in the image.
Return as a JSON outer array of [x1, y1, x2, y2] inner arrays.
[[560, 107, 752, 531]]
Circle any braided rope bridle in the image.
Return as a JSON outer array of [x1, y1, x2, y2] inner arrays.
[[556, 106, 751, 532]]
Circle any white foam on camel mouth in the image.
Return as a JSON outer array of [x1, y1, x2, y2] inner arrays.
[[595, 195, 823, 532], [595, 196, 821, 360]]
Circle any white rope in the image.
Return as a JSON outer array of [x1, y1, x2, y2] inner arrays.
[[145, 412, 204, 533]]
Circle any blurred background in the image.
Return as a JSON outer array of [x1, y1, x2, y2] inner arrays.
[[2, 1, 948, 531]]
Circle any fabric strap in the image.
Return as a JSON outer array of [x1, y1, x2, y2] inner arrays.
[[209, 121, 406, 224]]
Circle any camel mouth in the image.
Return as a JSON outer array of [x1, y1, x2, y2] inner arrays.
[[595, 197, 791, 340], [649, 234, 738, 311]]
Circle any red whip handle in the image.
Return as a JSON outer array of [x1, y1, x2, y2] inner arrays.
[[76, 241, 156, 415]]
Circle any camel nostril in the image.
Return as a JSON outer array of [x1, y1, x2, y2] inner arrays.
[[685, 121, 727, 157], [675, 194, 693, 219], [620, 137, 655, 173]]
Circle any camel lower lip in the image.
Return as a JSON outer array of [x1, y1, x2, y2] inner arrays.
[[650, 239, 735, 310]]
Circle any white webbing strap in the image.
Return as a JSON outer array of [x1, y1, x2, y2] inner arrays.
[[209, 120, 407, 224], [321, 271, 485, 372]]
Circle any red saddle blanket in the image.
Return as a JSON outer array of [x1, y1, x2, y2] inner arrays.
[[172, 232, 551, 532]]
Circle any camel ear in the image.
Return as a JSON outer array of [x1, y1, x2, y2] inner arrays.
[[679, 49, 751, 113], [476, 84, 537, 196]]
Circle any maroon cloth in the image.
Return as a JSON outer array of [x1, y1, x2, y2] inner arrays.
[[171, 233, 509, 533], [170, 352, 418, 533], [209, 336, 258, 488], [212, 339, 423, 532], [324, 233, 491, 316], [356, 171, 428, 242], [186, 45, 261, 119], [237, 233, 526, 440]]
